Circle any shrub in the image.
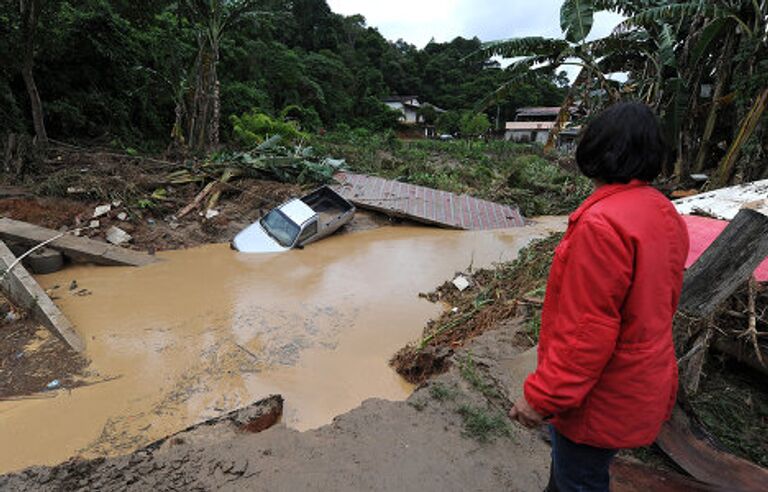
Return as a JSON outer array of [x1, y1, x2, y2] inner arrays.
[[230, 110, 307, 147]]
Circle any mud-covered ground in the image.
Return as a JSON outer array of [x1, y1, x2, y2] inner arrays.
[[0, 314, 88, 400]]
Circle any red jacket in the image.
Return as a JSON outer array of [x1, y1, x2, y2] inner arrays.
[[524, 180, 689, 449]]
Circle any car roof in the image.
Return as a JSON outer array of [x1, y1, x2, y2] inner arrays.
[[279, 199, 315, 225]]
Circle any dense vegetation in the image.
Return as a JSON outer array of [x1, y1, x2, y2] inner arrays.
[[0, 0, 567, 151]]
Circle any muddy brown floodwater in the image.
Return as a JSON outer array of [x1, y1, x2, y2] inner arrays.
[[0, 218, 565, 474]]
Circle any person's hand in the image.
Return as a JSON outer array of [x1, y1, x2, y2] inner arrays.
[[508, 396, 544, 428]]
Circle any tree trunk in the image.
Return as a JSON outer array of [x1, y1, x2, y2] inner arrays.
[[713, 87, 768, 186], [693, 33, 735, 173], [208, 37, 220, 149], [674, 209, 768, 393], [545, 67, 589, 153], [20, 0, 47, 146]]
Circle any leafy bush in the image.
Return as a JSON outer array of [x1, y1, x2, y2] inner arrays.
[[230, 111, 307, 147]]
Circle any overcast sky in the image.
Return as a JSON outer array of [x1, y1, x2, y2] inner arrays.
[[326, 0, 625, 48]]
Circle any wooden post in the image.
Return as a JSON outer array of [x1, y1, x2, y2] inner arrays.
[[674, 209, 768, 393], [678, 209, 768, 316], [655, 208, 768, 490]]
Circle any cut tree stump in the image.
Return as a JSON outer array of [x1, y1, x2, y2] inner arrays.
[[0, 240, 84, 352], [0, 218, 157, 267]]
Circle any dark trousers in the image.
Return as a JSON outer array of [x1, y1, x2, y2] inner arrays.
[[545, 425, 617, 492]]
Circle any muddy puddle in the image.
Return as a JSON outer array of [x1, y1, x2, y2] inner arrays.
[[0, 218, 565, 473]]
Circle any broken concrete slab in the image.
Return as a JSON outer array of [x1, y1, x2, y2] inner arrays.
[[105, 226, 132, 246], [333, 171, 525, 230], [24, 248, 64, 275], [0, 218, 156, 267], [0, 241, 84, 353]]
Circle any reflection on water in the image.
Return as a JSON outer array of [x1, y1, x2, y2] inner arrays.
[[0, 218, 565, 473]]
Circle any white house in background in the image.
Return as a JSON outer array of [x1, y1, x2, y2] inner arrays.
[[504, 121, 557, 144], [383, 96, 422, 124], [504, 106, 562, 143]]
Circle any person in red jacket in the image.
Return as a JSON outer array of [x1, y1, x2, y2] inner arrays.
[[508, 102, 689, 492]]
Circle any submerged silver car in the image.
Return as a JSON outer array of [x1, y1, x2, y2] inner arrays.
[[232, 186, 356, 253]]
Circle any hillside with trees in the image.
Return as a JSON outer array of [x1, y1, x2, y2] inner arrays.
[[0, 0, 567, 151]]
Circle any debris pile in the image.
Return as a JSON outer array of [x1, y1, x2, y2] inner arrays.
[[391, 233, 562, 384]]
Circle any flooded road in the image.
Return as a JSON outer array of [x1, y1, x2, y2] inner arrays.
[[0, 219, 565, 473]]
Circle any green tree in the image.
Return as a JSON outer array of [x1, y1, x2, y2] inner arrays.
[[436, 110, 463, 135], [459, 112, 491, 140], [418, 104, 439, 126]]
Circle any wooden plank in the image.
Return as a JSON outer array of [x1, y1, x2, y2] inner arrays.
[[0, 241, 84, 352], [656, 405, 768, 492], [0, 218, 157, 267]]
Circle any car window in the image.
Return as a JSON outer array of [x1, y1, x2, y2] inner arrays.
[[297, 220, 318, 244], [260, 210, 300, 247]]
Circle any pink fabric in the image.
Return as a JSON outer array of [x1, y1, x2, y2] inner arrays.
[[682, 215, 768, 282]]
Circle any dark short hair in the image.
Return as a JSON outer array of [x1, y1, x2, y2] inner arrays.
[[576, 102, 668, 183]]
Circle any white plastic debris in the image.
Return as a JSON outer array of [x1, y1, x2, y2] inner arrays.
[[204, 209, 220, 220], [111, 200, 123, 208], [93, 204, 111, 218], [452, 275, 470, 292], [106, 226, 132, 245], [117, 212, 128, 221], [690, 174, 709, 182], [89, 220, 100, 229], [451, 307, 460, 314], [674, 178, 768, 220], [66, 186, 86, 194], [45, 379, 61, 390]]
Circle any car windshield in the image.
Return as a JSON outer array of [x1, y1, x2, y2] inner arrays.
[[260, 209, 300, 247]]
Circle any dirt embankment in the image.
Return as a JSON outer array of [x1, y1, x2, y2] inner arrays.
[[392, 233, 562, 384]]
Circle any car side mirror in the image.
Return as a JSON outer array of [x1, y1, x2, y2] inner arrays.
[[295, 244, 305, 250]]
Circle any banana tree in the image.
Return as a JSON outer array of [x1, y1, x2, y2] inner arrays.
[[477, 0, 656, 152], [175, 0, 268, 152], [618, 0, 768, 179]]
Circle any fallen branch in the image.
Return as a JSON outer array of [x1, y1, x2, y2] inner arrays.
[[176, 180, 216, 218], [738, 276, 765, 366]]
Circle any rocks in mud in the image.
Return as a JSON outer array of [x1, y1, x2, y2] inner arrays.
[[105, 226, 132, 246], [92, 205, 111, 219]]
